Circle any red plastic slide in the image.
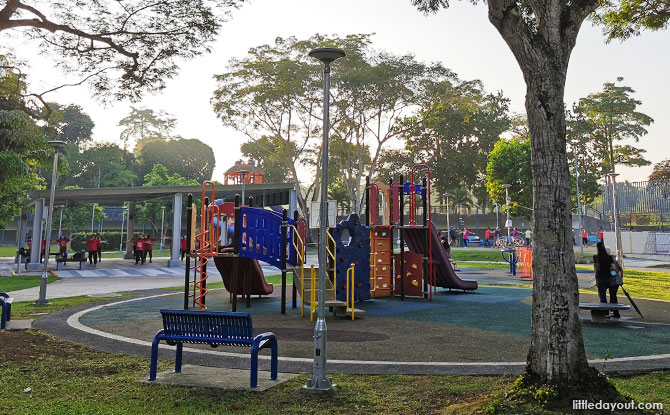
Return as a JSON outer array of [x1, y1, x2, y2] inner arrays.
[[213, 256, 274, 296], [403, 223, 478, 291]]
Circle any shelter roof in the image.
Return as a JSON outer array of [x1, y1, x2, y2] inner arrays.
[[27, 183, 294, 207]]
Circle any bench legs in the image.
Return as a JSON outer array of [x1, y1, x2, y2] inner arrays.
[[175, 343, 183, 373], [591, 310, 608, 323], [251, 334, 278, 388], [149, 330, 164, 380]]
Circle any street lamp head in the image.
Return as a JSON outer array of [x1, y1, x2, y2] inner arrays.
[[309, 47, 346, 64], [502, 184, 511, 189], [607, 172, 619, 178], [48, 140, 67, 149]]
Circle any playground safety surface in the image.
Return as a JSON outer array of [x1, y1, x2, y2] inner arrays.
[[31, 267, 670, 376]]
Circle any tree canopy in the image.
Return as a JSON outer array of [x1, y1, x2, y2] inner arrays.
[[118, 106, 177, 151], [649, 159, 670, 181], [138, 139, 215, 183], [569, 78, 653, 175], [486, 137, 532, 217], [595, 0, 670, 40], [0, 0, 243, 115], [213, 33, 455, 214]]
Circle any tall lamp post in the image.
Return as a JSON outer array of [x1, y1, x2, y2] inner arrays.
[[119, 205, 127, 252], [160, 206, 166, 251], [571, 140, 584, 256], [445, 193, 451, 232], [305, 47, 345, 391], [608, 172, 624, 268], [238, 168, 250, 204], [502, 184, 512, 238], [36, 140, 66, 305]]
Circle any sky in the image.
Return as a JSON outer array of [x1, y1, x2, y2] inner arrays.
[[15, 0, 670, 184]]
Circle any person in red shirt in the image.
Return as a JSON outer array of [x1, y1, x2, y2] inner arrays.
[[135, 235, 145, 265], [94, 233, 103, 262], [86, 235, 98, 266], [598, 227, 604, 243], [484, 227, 492, 247], [581, 228, 588, 247], [180, 235, 188, 261], [56, 235, 70, 256], [144, 234, 156, 263]]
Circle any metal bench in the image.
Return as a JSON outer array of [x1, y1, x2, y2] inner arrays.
[[149, 309, 278, 388], [55, 252, 87, 270], [579, 302, 631, 323], [1, 292, 14, 329]]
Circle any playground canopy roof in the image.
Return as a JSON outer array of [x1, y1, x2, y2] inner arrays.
[[26, 183, 295, 207]]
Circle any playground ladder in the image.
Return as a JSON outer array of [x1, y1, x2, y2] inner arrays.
[[370, 226, 392, 297]]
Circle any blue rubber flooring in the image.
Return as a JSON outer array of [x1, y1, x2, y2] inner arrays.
[[81, 285, 669, 360]]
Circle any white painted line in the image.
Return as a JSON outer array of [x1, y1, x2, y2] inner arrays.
[[66, 293, 670, 367]]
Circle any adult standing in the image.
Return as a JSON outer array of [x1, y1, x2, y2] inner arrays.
[[598, 227, 604, 243], [525, 229, 532, 246], [135, 236, 145, 265], [144, 234, 156, 263], [95, 233, 103, 262], [462, 227, 469, 248], [86, 234, 98, 266], [593, 242, 620, 318], [581, 228, 588, 247], [485, 227, 492, 247], [448, 227, 456, 247]]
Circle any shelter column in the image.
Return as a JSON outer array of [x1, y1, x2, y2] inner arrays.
[[124, 203, 135, 259], [168, 193, 182, 268], [289, 188, 298, 216], [26, 199, 44, 270], [15, 208, 29, 264]]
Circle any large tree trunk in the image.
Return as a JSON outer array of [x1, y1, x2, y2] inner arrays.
[[486, 0, 600, 386], [524, 71, 589, 384]]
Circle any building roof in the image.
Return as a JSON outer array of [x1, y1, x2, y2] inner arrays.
[[224, 162, 265, 175]]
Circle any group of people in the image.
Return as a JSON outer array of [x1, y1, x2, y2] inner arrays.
[[85, 234, 105, 265], [578, 227, 605, 246], [131, 234, 157, 265], [443, 226, 533, 247]]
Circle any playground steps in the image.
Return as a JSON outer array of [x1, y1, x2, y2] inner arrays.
[[292, 266, 364, 317]]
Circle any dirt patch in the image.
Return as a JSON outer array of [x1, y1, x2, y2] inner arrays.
[[0, 330, 139, 376]]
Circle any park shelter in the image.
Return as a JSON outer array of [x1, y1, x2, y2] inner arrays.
[[18, 183, 297, 270]]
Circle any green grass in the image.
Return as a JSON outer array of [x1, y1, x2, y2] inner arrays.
[[0, 330, 668, 415], [456, 261, 507, 269], [9, 295, 132, 320], [450, 249, 506, 262], [0, 275, 58, 291], [581, 269, 670, 301], [0, 245, 19, 256]]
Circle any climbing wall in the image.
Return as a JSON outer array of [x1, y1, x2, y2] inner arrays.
[[333, 214, 371, 302], [370, 226, 392, 297], [393, 251, 424, 298]]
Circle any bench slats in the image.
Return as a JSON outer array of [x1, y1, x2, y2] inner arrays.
[[160, 309, 254, 342]]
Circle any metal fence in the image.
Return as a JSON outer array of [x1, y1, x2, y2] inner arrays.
[[598, 179, 670, 216], [643, 232, 670, 254]]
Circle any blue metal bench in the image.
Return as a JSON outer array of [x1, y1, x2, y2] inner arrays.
[[149, 309, 278, 388], [1, 292, 13, 329]]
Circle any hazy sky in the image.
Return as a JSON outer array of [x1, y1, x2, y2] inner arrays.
[[16, 0, 670, 183]]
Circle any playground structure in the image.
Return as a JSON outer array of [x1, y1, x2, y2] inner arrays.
[[183, 165, 480, 321]]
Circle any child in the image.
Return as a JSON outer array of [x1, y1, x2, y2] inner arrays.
[[56, 235, 70, 257], [180, 235, 188, 260]]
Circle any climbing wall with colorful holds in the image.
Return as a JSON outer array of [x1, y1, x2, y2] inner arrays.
[[333, 214, 371, 302], [393, 251, 424, 298], [370, 226, 392, 297]]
